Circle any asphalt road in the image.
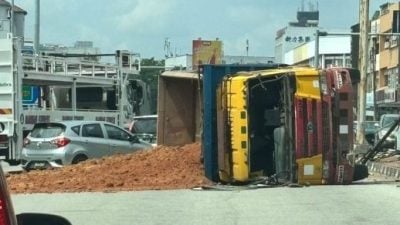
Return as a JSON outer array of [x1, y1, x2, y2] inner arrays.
[[11, 182, 400, 225]]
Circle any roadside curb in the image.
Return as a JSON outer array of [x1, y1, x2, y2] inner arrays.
[[366, 161, 400, 178]]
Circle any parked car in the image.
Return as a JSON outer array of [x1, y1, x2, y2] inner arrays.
[[21, 121, 152, 170], [0, 164, 72, 225], [375, 114, 400, 148], [364, 121, 379, 144], [353, 121, 379, 145], [127, 115, 157, 146]]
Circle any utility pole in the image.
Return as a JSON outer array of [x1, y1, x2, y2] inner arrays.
[[10, 0, 14, 35], [34, 0, 40, 54], [356, 0, 369, 145], [314, 30, 321, 68], [372, 37, 378, 121]]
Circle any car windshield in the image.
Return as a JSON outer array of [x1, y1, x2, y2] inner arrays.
[[364, 122, 377, 129], [382, 117, 399, 128], [133, 118, 156, 134], [30, 123, 65, 138]]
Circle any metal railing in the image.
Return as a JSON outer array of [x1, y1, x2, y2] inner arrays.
[[22, 54, 120, 79]]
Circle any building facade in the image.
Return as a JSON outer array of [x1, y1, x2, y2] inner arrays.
[[274, 8, 319, 63], [0, 0, 26, 40], [284, 35, 352, 68], [372, 3, 400, 115]]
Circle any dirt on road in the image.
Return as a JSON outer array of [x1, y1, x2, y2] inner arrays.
[[6, 143, 213, 193], [377, 154, 400, 169]]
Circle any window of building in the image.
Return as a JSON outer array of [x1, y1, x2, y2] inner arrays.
[[345, 58, 352, 67], [384, 36, 390, 49], [390, 36, 398, 48], [383, 69, 389, 87]]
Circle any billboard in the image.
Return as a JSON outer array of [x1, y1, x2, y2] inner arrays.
[[192, 40, 222, 70]]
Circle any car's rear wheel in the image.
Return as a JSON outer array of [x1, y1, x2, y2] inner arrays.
[[72, 155, 88, 164], [7, 160, 20, 166]]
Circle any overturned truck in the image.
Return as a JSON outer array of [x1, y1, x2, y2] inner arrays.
[[158, 65, 366, 185]]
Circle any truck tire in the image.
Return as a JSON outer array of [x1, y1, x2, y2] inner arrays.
[[6, 160, 20, 166], [353, 164, 369, 181]]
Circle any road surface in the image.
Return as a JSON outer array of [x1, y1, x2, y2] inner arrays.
[[11, 182, 400, 225]]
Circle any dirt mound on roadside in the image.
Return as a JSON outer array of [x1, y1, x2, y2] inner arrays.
[[377, 154, 400, 169], [6, 143, 212, 193]]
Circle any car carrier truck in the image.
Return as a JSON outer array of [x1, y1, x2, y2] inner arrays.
[[0, 35, 151, 164]]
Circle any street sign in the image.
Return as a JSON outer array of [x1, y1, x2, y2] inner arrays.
[[22, 86, 39, 105]]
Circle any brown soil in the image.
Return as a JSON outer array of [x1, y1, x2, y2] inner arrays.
[[377, 155, 400, 169], [6, 143, 213, 193]]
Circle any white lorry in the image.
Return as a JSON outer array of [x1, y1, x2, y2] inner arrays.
[[0, 35, 151, 164]]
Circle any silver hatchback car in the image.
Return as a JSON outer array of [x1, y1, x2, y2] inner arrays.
[[21, 121, 152, 170]]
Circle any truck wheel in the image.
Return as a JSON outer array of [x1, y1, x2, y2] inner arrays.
[[72, 155, 88, 164], [7, 160, 21, 166], [353, 164, 369, 181]]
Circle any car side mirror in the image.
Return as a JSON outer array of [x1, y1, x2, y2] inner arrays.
[[17, 213, 72, 225], [129, 135, 139, 143]]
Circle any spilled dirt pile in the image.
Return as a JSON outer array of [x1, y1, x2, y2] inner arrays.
[[7, 143, 212, 193], [377, 154, 400, 169]]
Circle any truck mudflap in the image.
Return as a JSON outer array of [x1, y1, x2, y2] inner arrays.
[[297, 156, 354, 185], [297, 154, 323, 185]]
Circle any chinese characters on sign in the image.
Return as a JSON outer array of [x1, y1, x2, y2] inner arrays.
[[285, 36, 311, 43]]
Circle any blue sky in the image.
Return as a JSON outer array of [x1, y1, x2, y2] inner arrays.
[[15, 0, 392, 59]]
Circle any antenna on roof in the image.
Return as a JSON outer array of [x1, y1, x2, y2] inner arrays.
[[301, 0, 305, 11], [308, 1, 314, 11], [164, 38, 171, 58], [246, 39, 249, 56]]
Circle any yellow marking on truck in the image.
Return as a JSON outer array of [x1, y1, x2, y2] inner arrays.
[[0, 108, 12, 114]]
